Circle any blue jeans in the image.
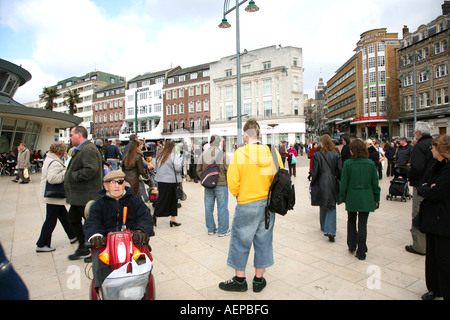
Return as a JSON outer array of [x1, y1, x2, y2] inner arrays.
[[227, 199, 275, 271], [106, 160, 118, 172], [204, 185, 229, 235], [320, 205, 336, 236]]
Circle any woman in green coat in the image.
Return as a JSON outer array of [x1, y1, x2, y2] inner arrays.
[[339, 139, 380, 260]]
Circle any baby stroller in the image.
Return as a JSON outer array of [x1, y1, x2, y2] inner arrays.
[[386, 165, 412, 202]]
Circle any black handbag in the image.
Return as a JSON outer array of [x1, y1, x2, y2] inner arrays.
[[44, 160, 66, 198], [173, 156, 186, 201]]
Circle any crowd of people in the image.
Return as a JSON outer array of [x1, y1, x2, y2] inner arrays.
[[2, 119, 449, 300]]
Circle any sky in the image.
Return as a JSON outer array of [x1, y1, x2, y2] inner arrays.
[[0, 0, 445, 104]]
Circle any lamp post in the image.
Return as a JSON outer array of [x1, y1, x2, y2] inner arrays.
[[400, 53, 431, 129], [219, 0, 259, 146]]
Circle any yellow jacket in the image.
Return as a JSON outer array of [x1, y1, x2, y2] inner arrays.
[[227, 143, 284, 204]]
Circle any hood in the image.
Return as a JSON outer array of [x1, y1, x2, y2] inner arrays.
[[235, 144, 274, 168]]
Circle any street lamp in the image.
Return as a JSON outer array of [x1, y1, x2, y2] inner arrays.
[[219, 0, 259, 145], [400, 53, 431, 129]]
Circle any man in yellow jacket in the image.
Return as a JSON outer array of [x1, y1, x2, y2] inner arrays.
[[219, 118, 283, 293]]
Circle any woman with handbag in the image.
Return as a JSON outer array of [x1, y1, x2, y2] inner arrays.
[[122, 140, 149, 197], [339, 139, 380, 260], [287, 143, 298, 177], [153, 140, 182, 227], [417, 135, 450, 300], [36, 142, 76, 252], [310, 135, 342, 242]]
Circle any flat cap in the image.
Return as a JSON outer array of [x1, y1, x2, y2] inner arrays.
[[103, 170, 125, 182]]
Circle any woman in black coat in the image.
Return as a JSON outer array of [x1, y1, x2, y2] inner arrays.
[[311, 134, 342, 242], [340, 136, 352, 165], [365, 139, 379, 169], [416, 135, 450, 300]]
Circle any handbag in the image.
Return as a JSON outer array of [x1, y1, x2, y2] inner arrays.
[[291, 155, 297, 164], [44, 160, 66, 198], [23, 167, 29, 179], [172, 156, 186, 201]]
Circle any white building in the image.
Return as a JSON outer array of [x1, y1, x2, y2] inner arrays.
[[120, 68, 180, 142], [210, 45, 305, 150]]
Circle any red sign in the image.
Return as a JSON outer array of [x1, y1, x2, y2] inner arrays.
[[353, 116, 386, 122]]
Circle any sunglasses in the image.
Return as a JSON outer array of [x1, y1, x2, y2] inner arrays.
[[106, 179, 125, 185]]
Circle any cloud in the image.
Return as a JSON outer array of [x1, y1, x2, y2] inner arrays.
[[0, 0, 445, 104]]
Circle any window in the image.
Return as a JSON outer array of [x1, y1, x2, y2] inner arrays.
[[404, 75, 413, 86], [203, 100, 209, 111], [166, 105, 171, 115], [293, 77, 299, 91], [369, 86, 377, 98], [264, 100, 272, 117], [189, 102, 194, 113], [226, 86, 233, 101], [368, 57, 376, 68], [179, 103, 184, 114], [189, 87, 194, 96], [263, 61, 271, 70], [368, 44, 375, 54], [179, 88, 184, 98], [173, 104, 177, 114], [436, 64, 448, 78], [243, 82, 251, 98], [172, 90, 177, 99], [263, 79, 271, 96], [179, 75, 186, 82], [196, 101, 202, 112], [369, 72, 376, 84], [225, 69, 232, 77], [166, 91, 171, 100], [191, 73, 198, 80], [419, 71, 429, 82], [196, 85, 201, 96], [377, 56, 385, 67]]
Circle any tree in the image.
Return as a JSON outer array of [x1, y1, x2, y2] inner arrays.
[[63, 89, 82, 115], [42, 87, 60, 110], [384, 94, 401, 140]]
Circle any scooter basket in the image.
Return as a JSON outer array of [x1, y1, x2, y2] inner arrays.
[[101, 254, 152, 300]]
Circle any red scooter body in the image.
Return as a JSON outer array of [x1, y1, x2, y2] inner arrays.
[[89, 207, 155, 300]]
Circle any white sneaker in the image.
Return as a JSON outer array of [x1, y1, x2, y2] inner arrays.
[[218, 230, 231, 237], [36, 246, 55, 252], [208, 228, 218, 235]]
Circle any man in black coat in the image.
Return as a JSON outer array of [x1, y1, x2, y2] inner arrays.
[[84, 170, 154, 288], [406, 121, 436, 255], [65, 126, 103, 260]]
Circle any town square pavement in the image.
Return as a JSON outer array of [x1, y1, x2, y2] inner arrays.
[[0, 154, 428, 301]]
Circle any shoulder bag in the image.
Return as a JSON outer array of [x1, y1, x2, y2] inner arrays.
[[44, 160, 66, 198], [172, 156, 187, 201]]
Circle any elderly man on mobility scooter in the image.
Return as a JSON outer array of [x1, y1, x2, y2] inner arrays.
[[83, 170, 154, 299]]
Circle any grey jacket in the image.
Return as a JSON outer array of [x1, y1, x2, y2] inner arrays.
[[155, 153, 182, 183], [17, 148, 30, 169]]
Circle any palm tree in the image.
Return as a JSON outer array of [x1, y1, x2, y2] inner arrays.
[[63, 89, 82, 115], [42, 87, 60, 110]]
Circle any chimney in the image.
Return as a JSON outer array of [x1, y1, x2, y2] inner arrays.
[[443, 1, 450, 15], [402, 25, 409, 36]]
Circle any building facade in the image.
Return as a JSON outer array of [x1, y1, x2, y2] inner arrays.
[[92, 83, 126, 141], [162, 63, 211, 145], [210, 45, 305, 150], [120, 67, 180, 142], [326, 28, 400, 139], [398, 1, 450, 137], [38, 71, 125, 143]]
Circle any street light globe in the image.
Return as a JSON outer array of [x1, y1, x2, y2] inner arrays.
[[245, 0, 259, 13], [218, 18, 231, 28]]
